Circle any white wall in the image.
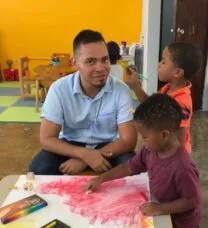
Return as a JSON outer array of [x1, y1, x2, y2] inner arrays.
[[202, 54, 208, 110], [142, 0, 161, 94]]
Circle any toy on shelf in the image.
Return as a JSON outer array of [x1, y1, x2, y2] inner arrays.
[[3, 59, 19, 81]]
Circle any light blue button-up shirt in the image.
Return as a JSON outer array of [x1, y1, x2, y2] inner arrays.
[[41, 72, 134, 147]]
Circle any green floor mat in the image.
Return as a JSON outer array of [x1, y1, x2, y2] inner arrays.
[[0, 107, 41, 123]]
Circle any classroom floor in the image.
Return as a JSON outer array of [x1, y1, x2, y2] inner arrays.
[[0, 111, 207, 227], [0, 82, 41, 123]]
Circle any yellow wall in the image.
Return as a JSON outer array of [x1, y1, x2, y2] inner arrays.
[[0, 0, 142, 69]]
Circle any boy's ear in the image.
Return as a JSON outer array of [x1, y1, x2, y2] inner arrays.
[[161, 129, 170, 140], [174, 68, 184, 79]]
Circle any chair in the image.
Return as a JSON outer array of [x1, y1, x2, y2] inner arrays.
[[18, 57, 50, 100], [34, 64, 76, 112]]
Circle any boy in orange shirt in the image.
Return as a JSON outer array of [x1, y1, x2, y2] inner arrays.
[[127, 43, 202, 153]]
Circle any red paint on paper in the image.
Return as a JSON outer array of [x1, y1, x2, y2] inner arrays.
[[39, 177, 151, 227]]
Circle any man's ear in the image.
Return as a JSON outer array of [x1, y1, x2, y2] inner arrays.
[[71, 56, 77, 66], [174, 68, 184, 79]]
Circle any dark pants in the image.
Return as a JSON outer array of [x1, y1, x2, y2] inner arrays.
[[28, 140, 135, 175]]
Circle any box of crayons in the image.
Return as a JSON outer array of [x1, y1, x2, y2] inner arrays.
[[41, 219, 71, 228], [0, 194, 48, 224]]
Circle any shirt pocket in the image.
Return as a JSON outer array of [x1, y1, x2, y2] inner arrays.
[[68, 114, 90, 129], [96, 110, 117, 131]]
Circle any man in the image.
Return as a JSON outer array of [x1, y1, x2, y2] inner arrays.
[[29, 30, 137, 175]]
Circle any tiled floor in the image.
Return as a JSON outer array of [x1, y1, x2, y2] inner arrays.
[[0, 82, 41, 122]]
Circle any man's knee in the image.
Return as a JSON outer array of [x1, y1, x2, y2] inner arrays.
[[29, 161, 60, 175], [28, 150, 67, 175]]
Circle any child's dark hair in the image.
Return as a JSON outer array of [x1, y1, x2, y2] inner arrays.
[[167, 42, 202, 80], [73, 29, 105, 54], [107, 41, 121, 64], [134, 94, 183, 131]]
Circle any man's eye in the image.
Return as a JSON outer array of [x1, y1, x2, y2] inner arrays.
[[87, 59, 95, 65], [103, 58, 109, 63]]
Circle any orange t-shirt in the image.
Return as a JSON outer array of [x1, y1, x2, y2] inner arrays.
[[159, 81, 192, 153]]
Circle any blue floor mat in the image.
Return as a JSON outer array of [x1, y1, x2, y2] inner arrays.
[[0, 88, 20, 96]]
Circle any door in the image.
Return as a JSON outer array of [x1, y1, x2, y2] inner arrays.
[[159, 0, 208, 110], [174, 0, 208, 110], [158, 0, 177, 89]]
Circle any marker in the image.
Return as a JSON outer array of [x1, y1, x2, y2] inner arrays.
[[136, 72, 148, 81], [126, 65, 148, 80]]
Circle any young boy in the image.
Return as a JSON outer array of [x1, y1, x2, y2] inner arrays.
[[127, 43, 202, 153], [85, 94, 202, 228]]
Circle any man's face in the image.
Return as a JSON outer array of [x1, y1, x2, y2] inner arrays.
[[74, 41, 111, 89]]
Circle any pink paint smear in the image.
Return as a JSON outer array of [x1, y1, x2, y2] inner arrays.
[[39, 176, 151, 227]]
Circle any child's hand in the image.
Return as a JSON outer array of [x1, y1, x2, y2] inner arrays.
[[140, 202, 163, 216], [84, 177, 102, 192], [126, 65, 141, 87]]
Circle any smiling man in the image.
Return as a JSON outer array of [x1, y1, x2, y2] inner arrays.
[[29, 29, 137, 175]]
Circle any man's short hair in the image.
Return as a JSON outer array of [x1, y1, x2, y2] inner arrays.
[[73, 29, 105, 55]]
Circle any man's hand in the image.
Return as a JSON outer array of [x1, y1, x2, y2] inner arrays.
[[82, 149, 112, 172], [140, 202, 163, 216], [100, 150, 113, 158], [59, 158, 88, 175]]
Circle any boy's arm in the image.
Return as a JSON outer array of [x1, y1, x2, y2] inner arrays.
[[126, 67, 149, 103], [86, 147, 148, 191], [86, 163, 134, 191], [100, 163, 133, 183], [141, 167, 201, 216], [132, 80, 149, 103], [140, 198, 195, 216]]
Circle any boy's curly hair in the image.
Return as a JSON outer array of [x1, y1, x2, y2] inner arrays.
[[134, 94, 183, 131]]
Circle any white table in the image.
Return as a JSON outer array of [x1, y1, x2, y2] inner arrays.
[[0, 175, 172, 228]]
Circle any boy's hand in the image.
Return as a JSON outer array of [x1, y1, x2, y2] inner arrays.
[[84, 177, 102, 192], [126, 65, 141, 87], [140, 202, 163, 216]]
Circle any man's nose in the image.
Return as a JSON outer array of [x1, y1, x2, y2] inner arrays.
[[95, 61, 106, 71]]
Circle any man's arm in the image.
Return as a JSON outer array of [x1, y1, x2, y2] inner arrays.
[[99, 120, 137, 157], [40, 118, 112, 172], [40, 118, 87, 158]]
